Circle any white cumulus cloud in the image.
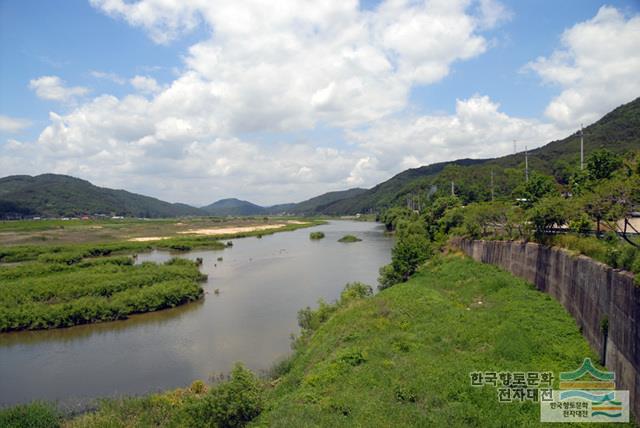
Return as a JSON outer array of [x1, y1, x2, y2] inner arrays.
[[348, 95, 568, 180], [29, 76, 89, 102], [526, 6, 640, 126], [130, 75, 162, 94]]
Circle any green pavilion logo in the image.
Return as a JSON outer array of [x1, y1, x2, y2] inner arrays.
[[540, 358, 629, 423]]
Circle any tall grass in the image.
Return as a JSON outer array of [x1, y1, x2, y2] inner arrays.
[[0, 257, 206, 331]]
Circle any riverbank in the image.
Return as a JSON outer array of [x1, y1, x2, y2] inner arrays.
[[0, 219, 324, 331], [6, 254, 621, 426], [0, 217, 324, 247]]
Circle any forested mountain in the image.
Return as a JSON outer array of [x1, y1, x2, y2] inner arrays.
[[0, 174, 205, 218], [201, 188, 367, 216], [318, 97, 640, 214], [286, 188, 367, 214], [200, 198, 267, 216]]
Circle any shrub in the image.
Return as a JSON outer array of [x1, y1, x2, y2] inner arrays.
[[339, 282, 373, 303], [568, 213, 592, 236], [309, 231, 325, 240], [190, 380, 207, 394], [0, 402, 61, 428], [298, 299, 336, 333], [269, 355, 295, 379], [184, 363, 263, 427], [378, 264, 403, 290]]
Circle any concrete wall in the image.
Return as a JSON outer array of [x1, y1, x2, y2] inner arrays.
[[451, 238, 639, 418]]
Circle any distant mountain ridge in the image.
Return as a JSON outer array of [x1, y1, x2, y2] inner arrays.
[[200, 188, 368, 216], [0, 174, 205, 218], [0, 172, 367, 219], [200, 198, 267, 216]]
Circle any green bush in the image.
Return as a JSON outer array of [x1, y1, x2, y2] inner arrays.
[[298, 299, 336, 333], [0, 402, 61, 428], [309, 231, 325, 240], [184, 363, 263, 427], [339, 282, 373, 303], [568, 213, 592, 235]]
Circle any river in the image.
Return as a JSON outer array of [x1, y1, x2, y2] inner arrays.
[[0, 220, 392, 407]]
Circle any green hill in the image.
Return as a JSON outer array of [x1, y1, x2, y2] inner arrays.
[[201, 188, 367, 216], [288, 188, 367, 215], [201, 198, 267, 216], [0, 174, 205, 218], [320, 97, 640, 214]]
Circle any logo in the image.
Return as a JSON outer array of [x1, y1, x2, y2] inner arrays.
[[540, 358, 629, 423]]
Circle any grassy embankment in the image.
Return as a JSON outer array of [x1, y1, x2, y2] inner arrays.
[[0, 218, 323, 331], [15, 254, 621, 427]]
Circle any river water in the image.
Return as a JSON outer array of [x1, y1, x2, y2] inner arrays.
[[0, 221, 392, 407]]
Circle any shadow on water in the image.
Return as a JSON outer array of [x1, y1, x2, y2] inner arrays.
[[0, 300, 204, 349]]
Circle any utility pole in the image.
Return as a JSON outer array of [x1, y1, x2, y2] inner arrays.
[[490, 170, 495, 202], [580, 124, 584, 170], [451, 181, 455, 197], [525, 145, 529, 183]]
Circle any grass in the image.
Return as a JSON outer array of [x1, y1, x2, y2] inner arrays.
[[0, 257, 207, 331], [309, 231, 325, 240], [19, 255, 623, 427], [255, 255, 624, 427], [337, 234, 362, 243]]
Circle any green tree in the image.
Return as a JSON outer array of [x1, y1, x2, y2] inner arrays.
[[581, 176, 639, 235], [390, 232, 432, 282], [514, 172, 558, 207], [586, 149, 622, 181], [528, 197, 568, 237]]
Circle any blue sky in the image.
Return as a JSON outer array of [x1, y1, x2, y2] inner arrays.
[[1, 1, 639, 205]]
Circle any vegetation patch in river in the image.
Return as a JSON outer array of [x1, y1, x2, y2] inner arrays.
[[309, 231, 325, 240], [0, 256, 206, 332], [337, 234, 361, 243]]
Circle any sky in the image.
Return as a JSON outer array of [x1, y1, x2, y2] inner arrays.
[[1, 0, 639, 207]]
